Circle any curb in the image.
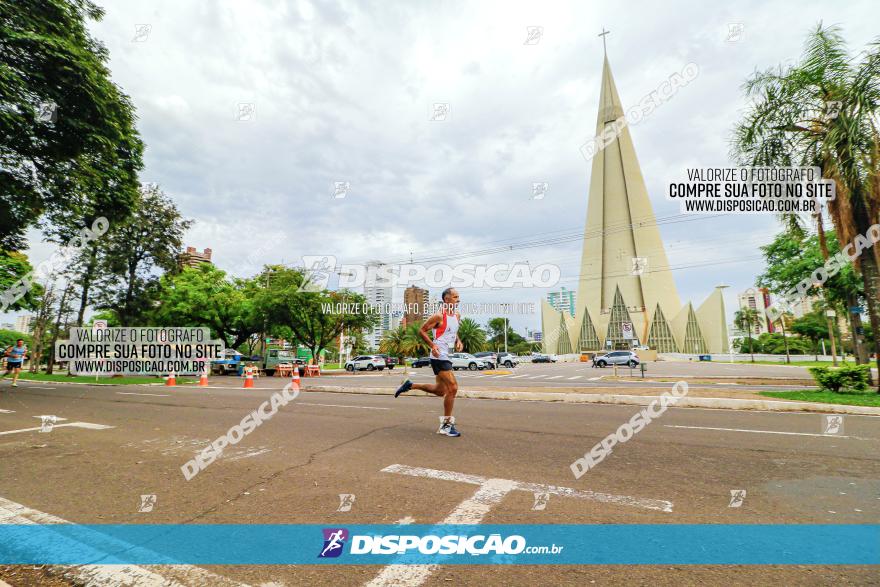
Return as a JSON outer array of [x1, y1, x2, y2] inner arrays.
[[303, 385, 880, 416]]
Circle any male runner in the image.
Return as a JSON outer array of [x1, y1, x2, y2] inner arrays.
[[2, 339, 27, 387], [394, 287, 462, 437]]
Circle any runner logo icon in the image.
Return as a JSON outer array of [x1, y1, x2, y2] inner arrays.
[[319, 528, 349, 558]]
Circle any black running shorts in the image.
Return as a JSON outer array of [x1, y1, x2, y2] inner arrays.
[[430, 359, 453, 375]]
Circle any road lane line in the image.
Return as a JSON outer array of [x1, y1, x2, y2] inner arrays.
[[0, 422, 113, 436], [299, 402, 390, 410], [547, 375, 564, 380], [588, 376, 602, 380], [509, 375, 529, 379], [225, 448, 272, 461], [0, 495, 251, 587], [116, 392, 171, 397], [381, 464, 673, 511], [568, 376, 583, 380], [368, 464, 672, 587], [0, 410, 14, 414], [664, 424, 860, 439], [366, 477, 517, 587]]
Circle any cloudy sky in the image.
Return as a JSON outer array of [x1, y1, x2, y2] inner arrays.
[[9, 0, 878, 334]]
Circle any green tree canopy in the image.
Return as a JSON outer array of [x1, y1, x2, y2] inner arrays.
[[253, 267, 377, 362], [151, 264, 264, 349], [0, 0, 144, 250]]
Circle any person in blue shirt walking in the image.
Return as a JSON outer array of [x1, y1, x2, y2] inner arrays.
[[2, 339, 28, 387]]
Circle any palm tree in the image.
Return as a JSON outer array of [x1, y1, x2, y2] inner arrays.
[[732, 24, 880, 388], [734, 308, 761, 362], [379, 326, 408, 368], [380, 322, 432, 370], [773, 312, 793, 364], [456, 318, 487, 353]]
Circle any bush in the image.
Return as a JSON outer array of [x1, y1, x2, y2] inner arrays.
[[808, 364, 871, 393]]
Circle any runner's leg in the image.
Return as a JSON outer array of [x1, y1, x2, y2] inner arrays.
[[410, 379, 445, 397], [436, 370, 457, 417]]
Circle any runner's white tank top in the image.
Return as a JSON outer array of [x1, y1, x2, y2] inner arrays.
[[432, 313, 459, 360]]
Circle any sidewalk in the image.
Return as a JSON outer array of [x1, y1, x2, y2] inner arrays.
[[302, 383, 880, 416]]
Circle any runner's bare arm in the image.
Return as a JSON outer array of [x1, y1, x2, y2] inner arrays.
[[420, 314, 442, 357], [454, 312, 463, 351]]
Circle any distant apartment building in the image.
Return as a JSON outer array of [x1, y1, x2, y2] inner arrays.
[[403, 285, 429, 326], [789, 295, 819, 319], [364, 261, 393, 348], [14, 315, 33, 334], [547, 287, 576, 318], [738, 287, 773, 334], [179, 246, 213, 269]]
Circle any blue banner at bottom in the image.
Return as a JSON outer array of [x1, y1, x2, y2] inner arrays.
[[0, 524, 877, 565]]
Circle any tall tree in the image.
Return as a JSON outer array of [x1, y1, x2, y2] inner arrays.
[[151, 264, 263, 349], [0, 250, 42, 312], [757, 229, 865, 363], [734, 307, 761, 362], [732, 24, 880, 387], [27, 281, 57, 372], [0, 0, 144, 250], [254, 267, 377, 364], [97, 184, 192, 325]]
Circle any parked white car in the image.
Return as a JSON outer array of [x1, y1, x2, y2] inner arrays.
[[448, 353, 487, 371], [345, 355, 386, 371]]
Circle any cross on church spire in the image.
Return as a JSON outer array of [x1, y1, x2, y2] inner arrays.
[[598, 28, 610, 54]]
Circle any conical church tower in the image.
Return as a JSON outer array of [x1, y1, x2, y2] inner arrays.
[[541, 50, 728, 355]]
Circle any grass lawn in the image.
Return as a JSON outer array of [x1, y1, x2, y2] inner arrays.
[[13, 372, 198, 385], [720, 360, 864, 367], [760, 389, 880, 407]]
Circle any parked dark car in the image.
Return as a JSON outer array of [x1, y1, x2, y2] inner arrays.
[[374, 354, 398, 369], [411, 356, 431, 368]]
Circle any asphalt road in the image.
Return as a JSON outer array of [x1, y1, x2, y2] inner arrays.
[[1, 378, 878, 586], [324, 361, 815, 392]]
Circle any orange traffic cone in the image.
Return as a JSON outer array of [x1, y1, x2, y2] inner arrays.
[[198, 365, 209, 387], [165, 371, 176, 387], [290, 367, 301, 391], [243, 366, 254, 389]]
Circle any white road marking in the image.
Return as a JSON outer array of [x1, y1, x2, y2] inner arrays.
[[509, 375, 529, 379], [528, 375, 545, 379], [0, 495, 251, 587], [0, 422, 114, 436], [665, 424, 859, 439], [567, 376, 583, 380], [116, 392, 171, 397], [225, 448, 272, 461], [588, 376, 602, 381], [0, 409, 14, 414], [22, 386, 55, 389], [380, 464, 673, 511], [547, 375, 564, 380], [367, 465, 672, 586], [31, 416, 68, 421], [299, 402, 389, 410]]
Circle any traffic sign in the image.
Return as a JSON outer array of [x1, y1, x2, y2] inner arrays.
[[621, 322, 634, 340]]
